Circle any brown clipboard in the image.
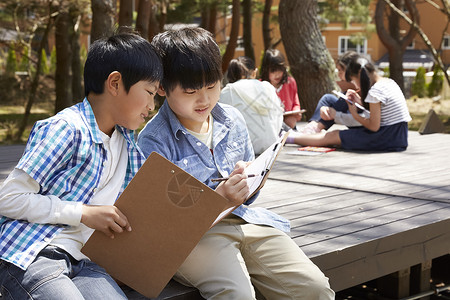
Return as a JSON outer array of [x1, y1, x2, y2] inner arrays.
[[81, 152, 230, 298]]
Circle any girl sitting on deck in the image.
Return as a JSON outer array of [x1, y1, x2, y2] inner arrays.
[[288, 56, 412, 152]]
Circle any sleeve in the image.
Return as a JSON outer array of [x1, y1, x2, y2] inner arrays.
[[365, 83, 385, 104], [3, 119, 84, 226], [334, 111, 364, 127], [232, 109, 258, 205], [17, 119, 75, 187], [0, 168, 82, 226], [290, 77, 301, 112]]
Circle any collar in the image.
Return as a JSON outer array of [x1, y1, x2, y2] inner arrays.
[[81, 98, 136, 146], [80, 98, 103, 144]]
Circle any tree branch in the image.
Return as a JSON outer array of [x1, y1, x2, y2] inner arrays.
[[382, 0, 450, 86]]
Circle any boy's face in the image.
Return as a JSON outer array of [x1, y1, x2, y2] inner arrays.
[[162, 80, 221, 133], [114, 80, 159, 130]]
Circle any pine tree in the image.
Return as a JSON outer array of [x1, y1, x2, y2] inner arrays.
[[412, 67, 426, 98], [41, 49, 49, 75], [19, 45, 30, 72], [5, 46, 17, 76], [427, 65, 444, 97]]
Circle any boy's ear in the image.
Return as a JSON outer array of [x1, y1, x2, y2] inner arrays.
[[157, 85, 166, 97], [106, 71, 122, 96]]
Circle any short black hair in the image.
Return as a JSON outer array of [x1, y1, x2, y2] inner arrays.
[[151, 27, 222, 94], [260, 49, 288, 85], [226, 56, 255, 83], [84, 27, 163, 97]]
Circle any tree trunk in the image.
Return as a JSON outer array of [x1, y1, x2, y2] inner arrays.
[[91, 0, 115, 42], [119, 0, 133, 27], [262, 0, 273, 51], [375, 0, 419, 92], [382, 0, 450, 87], [15, 5, 53, 141], [71, 11, 82, 103], [55, 10, 73, 113], [136, 0, 151, 39], [221, 0, 240, 73], [279, 0, 336, 119], [148, 0, 159, 41], [208, 2, 217, 36], [200, 3, 210, 30], [159, 0, 168, 33], [243, 0, 255, 61]]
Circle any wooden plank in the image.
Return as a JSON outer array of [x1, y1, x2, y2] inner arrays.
[[296, 202, 450, 252], [0, 145, 25, 182], [309, 218, 450, 292], [288, 197, 428, 236]]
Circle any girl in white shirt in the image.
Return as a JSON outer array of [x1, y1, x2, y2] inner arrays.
[[220, 56, 283, 155], [290, 56, 411, 151]]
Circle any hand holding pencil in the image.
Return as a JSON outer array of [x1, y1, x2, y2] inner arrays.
[[213, 161, 250, 208]]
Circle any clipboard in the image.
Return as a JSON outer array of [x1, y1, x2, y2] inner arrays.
[[82, 152, 230, 298], [211, 131, 289, 226], [283, 109, 306, 116], [332, 90, 370, 118]]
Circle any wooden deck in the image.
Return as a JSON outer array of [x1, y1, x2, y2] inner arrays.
[[1, 130, 449, 299], [256, 130, 450, 293]]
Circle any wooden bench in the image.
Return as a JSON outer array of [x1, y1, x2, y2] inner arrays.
[[2, 131, 450, 299]]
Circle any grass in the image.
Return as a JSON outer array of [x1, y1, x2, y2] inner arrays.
[[406, 97, 450, 133], [1, 97, 449, 144], [0, 103, 53, 144]]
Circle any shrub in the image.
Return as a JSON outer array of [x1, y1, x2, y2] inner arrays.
[[40, 49, 49, 75], [5, 46, 17, 76], [412, 66, 427, 98], [19, 46, 30, 72], [427, 65, 444, 97]]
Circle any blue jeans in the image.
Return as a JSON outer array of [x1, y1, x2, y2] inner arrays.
[[310, 94, 349, 130], [0, 246, 126, 300]]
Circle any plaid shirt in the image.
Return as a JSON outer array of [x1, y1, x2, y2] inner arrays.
[[0, 99, 145, 270]]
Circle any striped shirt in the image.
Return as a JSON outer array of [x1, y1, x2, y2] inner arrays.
[[0, 99, 145, 270], [365, 78, 412, 126]]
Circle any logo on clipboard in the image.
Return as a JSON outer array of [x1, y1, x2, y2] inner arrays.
[[167, 172, 204, 208]]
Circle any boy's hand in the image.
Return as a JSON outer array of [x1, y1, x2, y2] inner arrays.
[[215, 161, 250, 208], [81, 205, 131, 239]]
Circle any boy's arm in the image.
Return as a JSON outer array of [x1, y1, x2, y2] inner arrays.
[[0, 169, 82, 226], [1, 119, 82, 226]]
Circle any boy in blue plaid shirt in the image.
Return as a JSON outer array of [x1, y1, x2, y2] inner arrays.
[[0, 29, 162, 299]]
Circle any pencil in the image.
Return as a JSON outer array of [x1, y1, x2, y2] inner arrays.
[[211, 174, 257, 182]]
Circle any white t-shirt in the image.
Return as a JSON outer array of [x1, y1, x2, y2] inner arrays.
[[365, 78, 412, 126], [220, 79, 283, 155]]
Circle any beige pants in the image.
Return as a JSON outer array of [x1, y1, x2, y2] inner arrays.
[[174, 215, 335, 300]]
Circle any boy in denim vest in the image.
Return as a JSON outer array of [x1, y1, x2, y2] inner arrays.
[[138, 27, 334, 300]]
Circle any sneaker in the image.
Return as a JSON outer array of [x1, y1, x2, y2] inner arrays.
[[299, 122, 321, 135]]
